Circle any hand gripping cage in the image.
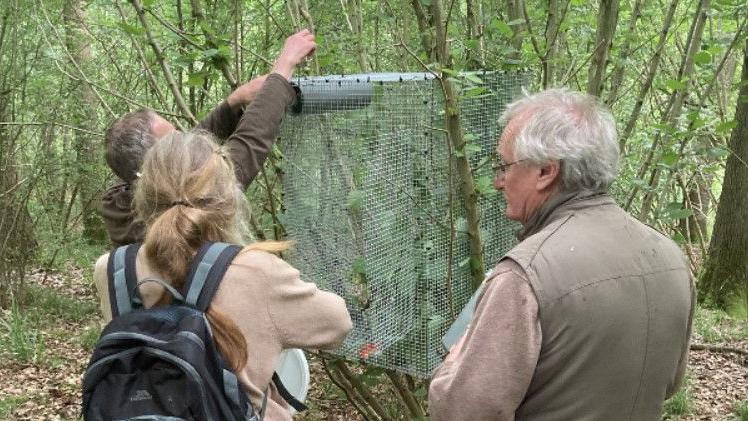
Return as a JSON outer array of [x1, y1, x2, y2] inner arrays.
[[279, 71, 529, 377]]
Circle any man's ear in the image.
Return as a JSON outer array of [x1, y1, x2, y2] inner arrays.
[[536, 160, 561, 191]]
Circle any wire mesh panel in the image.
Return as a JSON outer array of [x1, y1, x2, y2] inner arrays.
[[280, 72, 529, 377]]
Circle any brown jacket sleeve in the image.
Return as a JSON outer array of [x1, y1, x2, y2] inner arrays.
[[100, 180, 145, 247], [223, 73, 296, 190], [428, 260, 542, 421], [196, 100, 241, 140]]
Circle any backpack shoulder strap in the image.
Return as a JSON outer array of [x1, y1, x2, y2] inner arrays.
[[106, 243, 144, 317], [182, 242, 242, 311]]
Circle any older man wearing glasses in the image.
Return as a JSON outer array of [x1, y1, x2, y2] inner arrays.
[[428, 88, 694, 421]]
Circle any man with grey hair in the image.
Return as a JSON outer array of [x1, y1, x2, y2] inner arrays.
[[428, 88, 694, 420], [101, 30, 315, 246]]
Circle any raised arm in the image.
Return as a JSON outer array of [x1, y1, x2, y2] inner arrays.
[[223, 29, 317, 189]]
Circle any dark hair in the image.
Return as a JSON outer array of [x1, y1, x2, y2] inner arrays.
[[104, 108, 156, 182]]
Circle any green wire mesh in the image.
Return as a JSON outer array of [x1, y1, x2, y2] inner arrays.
[[279, 71, 529, 377]]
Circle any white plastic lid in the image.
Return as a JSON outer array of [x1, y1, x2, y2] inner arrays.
[[274, 348, 310, 414]]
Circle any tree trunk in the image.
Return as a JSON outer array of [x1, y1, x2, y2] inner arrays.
[[619, 0, 679, 152], [63, 0, 106, 243], [506, 0, 524, 62], [465, 0, 484, 69], [410, 0, 435, 62], [635, 0, 709, 221], [430, 0, 485, 290], [587, 0, 620, 97], [604, 0, 642, 105], [700, 40, 748, 308], [543, 0, 562, 87]]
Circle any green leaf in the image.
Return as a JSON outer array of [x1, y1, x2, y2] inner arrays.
[[420, 0, 432, 5], [652, 122, 677, 134], [665, 79, 687, 91], [463, 73, 483, 84], [665, 207, 694, 220], [694, 51, 712, 65], [490, 18, 514, 38], [186, 73, 205, 87], [201, 48, 220, 59], [465, 143, 482, 154], [463, 86, 489, 98], [118, 22, 144, 36], [476, 174, 495, 196], [661, 150, 679, 167], [347, 190, 365, 212], [705, 147, 729, 158], [456, 217, 468, 233], [352, 257, 366, 276], [715, 120, 738, 134], [463, 133, 478, 142], [469, 256, 482, 270]]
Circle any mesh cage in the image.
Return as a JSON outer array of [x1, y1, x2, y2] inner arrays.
[[280, 71, 529, 377]]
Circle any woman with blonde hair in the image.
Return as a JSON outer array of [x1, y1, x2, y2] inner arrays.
[[92, 131, 352, 420]]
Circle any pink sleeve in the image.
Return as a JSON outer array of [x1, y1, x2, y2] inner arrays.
[[264, 255, 353, 350], [428, 261, 541, 421]]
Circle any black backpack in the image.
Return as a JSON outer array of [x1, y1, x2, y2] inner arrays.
[[82, 242, 306, 421]]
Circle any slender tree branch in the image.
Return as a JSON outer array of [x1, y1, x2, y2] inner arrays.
[[130, 0, 197, 125]]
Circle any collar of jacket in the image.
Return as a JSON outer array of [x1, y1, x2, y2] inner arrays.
[[516, 189, 614, 241]]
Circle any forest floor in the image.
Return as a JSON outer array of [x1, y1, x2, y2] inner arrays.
[[0, 266, 745, 420]]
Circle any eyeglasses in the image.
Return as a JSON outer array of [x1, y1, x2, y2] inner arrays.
[[492, 158, 526, 176]]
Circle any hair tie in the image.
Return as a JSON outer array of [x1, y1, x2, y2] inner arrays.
[[171, 200, 192, 208]]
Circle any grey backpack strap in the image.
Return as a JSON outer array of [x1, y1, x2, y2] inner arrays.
[[182, 242, 242, 311], [106, 243, 143, 317]]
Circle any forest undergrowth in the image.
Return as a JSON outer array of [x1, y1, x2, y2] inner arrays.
[[0, 263, 745, 421]]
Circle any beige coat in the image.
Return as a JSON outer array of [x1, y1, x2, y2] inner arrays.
[[94, 248, 352, 421]]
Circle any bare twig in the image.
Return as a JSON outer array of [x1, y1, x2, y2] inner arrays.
[[690, 343, 748, 357]]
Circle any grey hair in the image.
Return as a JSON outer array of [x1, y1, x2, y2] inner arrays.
[[500, 88, 619, 192], [104, 108, 157, 182]]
